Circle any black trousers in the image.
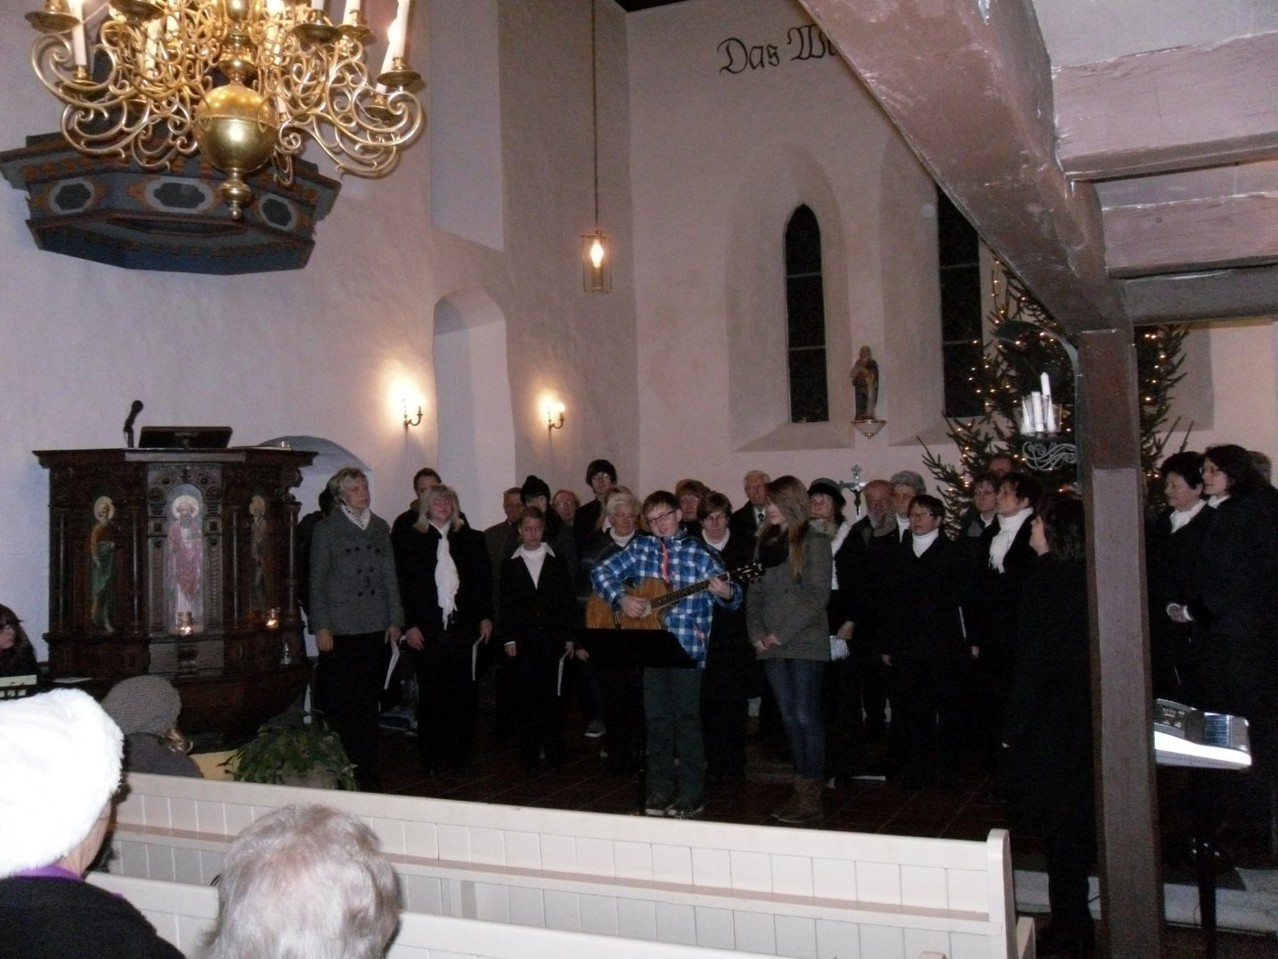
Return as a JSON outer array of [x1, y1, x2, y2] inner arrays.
[[415, 631, 481, 771], [314, 631, 386, 789]]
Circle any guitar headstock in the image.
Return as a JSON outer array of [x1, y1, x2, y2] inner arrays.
[[731, 563, 765, 583]]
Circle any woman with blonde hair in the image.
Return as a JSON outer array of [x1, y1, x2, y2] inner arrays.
[[748, 475, 831, 823], [392, 483, 493, 774]]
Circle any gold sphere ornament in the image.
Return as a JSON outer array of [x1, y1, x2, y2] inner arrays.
[[193, 83, 280, 218]]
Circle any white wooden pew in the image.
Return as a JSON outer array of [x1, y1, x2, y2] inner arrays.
[[106, 773, 1034, 959]]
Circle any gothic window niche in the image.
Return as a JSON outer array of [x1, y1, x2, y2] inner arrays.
[[35, 446, 315, 740]]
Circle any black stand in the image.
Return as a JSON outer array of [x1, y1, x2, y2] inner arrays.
[[575, 628, 695, 669]]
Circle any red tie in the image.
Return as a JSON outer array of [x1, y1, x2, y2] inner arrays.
[[660, 540, 671, 586]]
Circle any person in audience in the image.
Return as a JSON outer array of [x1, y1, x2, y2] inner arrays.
[[988, 453, 1015, 479], [202, 804, 398, 959], [699, 491, 754, 784], [102, 675, 201, 778], [1176, 443, 1278, 840], [729, 469, 770, 541], [0, 689, 185, 959], [675, 478, 710, 538], [521, 475, 577, 582], [807, 478, 860, 786], [1001, 495, 1094, 958], [309, 467, 403, 791], [967, 471, 1042, 775], [1145, 451, 1210, 701], [577, 489, 648, 774], [499, 507, 576, 772], [0, 603, 37, 678], [484, 486, 526, 740], [390, 466, 443, 538], [393, 483, 493, 775], [296, 487, 335, 622], [574, 458, 618, 550], [888, 470, 928, 544], [552, 489, 580, 526], [592, 489, 741, 818], [728, 469, 772, 737], [959, 470, 1000, 546], [839, 479, 895, 746], [748, 475, 832, 823], [880, 495, 967, 790]]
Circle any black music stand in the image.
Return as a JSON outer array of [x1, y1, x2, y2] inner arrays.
[[576, 628, 696, 669]]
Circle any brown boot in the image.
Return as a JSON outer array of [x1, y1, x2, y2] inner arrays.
[[770, 777, 804, 821], [776, 778, 823, 824]]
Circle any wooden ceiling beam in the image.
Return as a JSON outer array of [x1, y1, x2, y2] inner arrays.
[[797, 0, 1124, 333], [1056, 31, 1278, 180], [1122, 264, 1278, 324], [1102, 192, 1278, 277]]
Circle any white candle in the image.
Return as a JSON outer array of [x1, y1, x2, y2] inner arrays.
[[381, 12, 406, 74], [1020, 397, 1032, 435], [344, 0, 362, 20], [70, 0, 87, 68], [1040, 371, 1051, 398], [312, 0, 325, 11], [1030, 392, 1044, 434], [267, 0, 285, 12], [1045, 402, 1058, 435]]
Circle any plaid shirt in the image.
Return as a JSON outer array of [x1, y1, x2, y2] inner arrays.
[[591, 528, 741, 666]]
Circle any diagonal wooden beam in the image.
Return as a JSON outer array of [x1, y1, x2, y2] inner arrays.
[[797, 0, 1125, 334], [1056, 32, 1278, 180]]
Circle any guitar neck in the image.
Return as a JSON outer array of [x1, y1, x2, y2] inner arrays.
[[647, 564, 755, 613]]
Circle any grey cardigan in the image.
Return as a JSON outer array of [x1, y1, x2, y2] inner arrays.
[[747, 527, 832, 662], [308, 511, 404, 636]]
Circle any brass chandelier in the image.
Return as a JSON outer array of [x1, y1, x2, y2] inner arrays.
[[25, 0, 425, 218]]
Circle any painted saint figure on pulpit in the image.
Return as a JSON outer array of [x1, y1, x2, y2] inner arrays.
[[166, 490, 205, 632], [89, 495, 116, 633]]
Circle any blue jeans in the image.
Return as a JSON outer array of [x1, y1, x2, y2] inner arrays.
[[765, 657, 826, 779]]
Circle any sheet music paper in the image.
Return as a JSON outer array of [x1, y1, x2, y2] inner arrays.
[[383, 639, 400, 690], [556, 647, 572, 696]]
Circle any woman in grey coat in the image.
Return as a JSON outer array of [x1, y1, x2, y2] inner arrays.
[[309, 467, 403, 790], [748, 475, 831, 823]]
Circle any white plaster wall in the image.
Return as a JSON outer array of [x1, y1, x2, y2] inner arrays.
[[627, 0, 959, 504], [0, 0, 638, 659], [1176, 317, 1278, 464]]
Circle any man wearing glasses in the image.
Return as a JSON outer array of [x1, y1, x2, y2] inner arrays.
[[591, 490, 740, 819]]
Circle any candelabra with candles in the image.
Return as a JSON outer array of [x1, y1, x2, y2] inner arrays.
[[25, 0, 425, 218], [1016, 371, 1077, 473]]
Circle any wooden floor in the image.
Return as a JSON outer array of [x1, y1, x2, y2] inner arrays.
[[359, 702, 1278, 959]]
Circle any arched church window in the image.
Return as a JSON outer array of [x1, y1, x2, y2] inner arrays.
[[785, 204, 829, 423], [937, 189, 984, 417]]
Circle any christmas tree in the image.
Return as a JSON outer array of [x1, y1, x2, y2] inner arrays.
[[921, 261, 1190, 524]]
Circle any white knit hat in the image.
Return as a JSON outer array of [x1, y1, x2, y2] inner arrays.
[[0, 689, 123, 877]]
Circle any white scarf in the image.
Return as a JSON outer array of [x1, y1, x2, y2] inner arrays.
[[988, 507, 1033, 573], [515, 544, 550, 586], [433, 522, 459, 626], [829, 519, 852, 589], [912, 528, 939, 557], [1170, 499, 1206, 533], [1207, 493, 1230, 508], [340, 504, 370, 530]]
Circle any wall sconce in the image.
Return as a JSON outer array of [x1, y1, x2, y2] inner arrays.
[[546, 401, 566, 436], [402, 399, 423, 435]]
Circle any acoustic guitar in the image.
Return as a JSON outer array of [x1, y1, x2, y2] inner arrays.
[[585, 563, 764, 630]]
